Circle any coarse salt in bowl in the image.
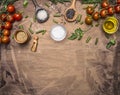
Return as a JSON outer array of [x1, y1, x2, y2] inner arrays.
[[50, 25, 67, 41]]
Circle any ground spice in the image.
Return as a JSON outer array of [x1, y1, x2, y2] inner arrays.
[[66, 9, 75, 19]]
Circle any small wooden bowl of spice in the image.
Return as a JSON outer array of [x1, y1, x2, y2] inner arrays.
[[14, 30, 29, 44]]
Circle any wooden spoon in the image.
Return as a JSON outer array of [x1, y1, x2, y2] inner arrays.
[[64, 0, 77, 22], [31, 36, 39, 52]]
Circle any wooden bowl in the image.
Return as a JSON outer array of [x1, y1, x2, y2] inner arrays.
[[14, 30, 29, 44]]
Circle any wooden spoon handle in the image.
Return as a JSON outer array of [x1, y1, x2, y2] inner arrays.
[[31, 41, 38, 52], [71, 0, 76, 8]]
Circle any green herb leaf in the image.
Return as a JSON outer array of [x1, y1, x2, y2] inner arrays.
[[76, 14, 82, 23], [110, 39, 116, 45], [106, 39, 116, 49], [68, 33, 78, 40], [23, 0, 28, 8], [50, 0, 71, 4], [54, 13, 61, 17], [25, 15, 28, 18], [75, 28, 84, 40], [33, 15, 37, 22], [106, 43, 112, 49], [68, 28, 84, 40], [28, 28, 34, 34], [80, 21, 84, 25], [11, 34, 14, 39], [44, 3, 50, 8], [53, 19, 58, 24], [18, 25, 24, 30], [29, 22, 32, 28], [36, 30, 46, 35], [86, 36, 91, 43], [95, 38, 98, 45], [95, 23, 99, 27]]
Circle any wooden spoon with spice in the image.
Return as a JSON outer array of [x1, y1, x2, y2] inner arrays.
[[64, 0, 77, 22]]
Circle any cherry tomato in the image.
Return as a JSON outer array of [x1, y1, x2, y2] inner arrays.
[[0, 22, 4, 30], [4, 22, 12, 30], [92, 12, 100, 21], [108, 6, 114, 15], [6, 14, 14, 23], [114, 5, 120, 13], [117, 0, 120, 4], [85, 16, 93, 25], [101, 1, 109, 8], [3, 29, 10, 36], [0, 13, 7, 21], [13, 13, 22, 21], [86, 6, 94, 15], [100, 9, 107, 18], [0, 37, 2, 44], [2, 36, 10, 44], [7, 5, 15, 13]]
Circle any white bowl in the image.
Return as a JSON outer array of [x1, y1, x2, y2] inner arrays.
[[50, 25, 67, 41]]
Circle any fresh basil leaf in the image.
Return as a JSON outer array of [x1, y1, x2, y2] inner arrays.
[[68, 33, 78, 40]]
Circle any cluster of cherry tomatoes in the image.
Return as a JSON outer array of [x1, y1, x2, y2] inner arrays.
[[85, 0, 120, 25], [0, 4, 22, 44]]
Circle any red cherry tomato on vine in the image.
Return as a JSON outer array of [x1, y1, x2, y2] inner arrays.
[[108, 6, 114, 15], [6, 14, 14, 23], [7, 5, 15, 13], [2, 36, 10, 44], [4, 22, 12, 30], [3, 29, 10, 36], [114, 5, 120, 13], [0, 13, 7, 21], [100, 9, 107, 18], [92, 12, 100, 21], [0, 37, 2, 44], [86, 6, 94, 15], [101, 1, 109, 8], [13, 13, 22, 21]]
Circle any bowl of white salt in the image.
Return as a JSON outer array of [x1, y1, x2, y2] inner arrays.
[[50, 25, 67, 41]]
